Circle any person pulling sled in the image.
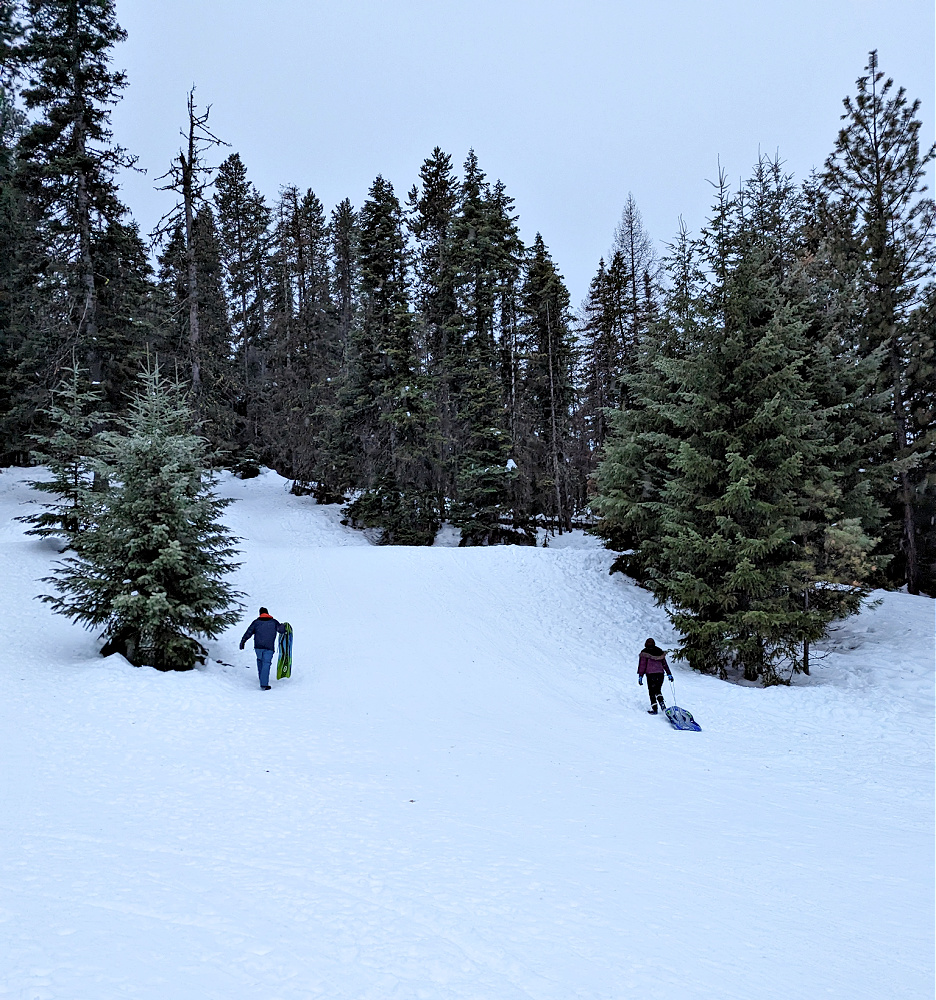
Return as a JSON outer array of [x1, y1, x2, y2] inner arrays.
[[638, 638, 673, 714]]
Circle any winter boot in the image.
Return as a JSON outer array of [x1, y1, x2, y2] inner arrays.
[[647, 705, 658, 714]]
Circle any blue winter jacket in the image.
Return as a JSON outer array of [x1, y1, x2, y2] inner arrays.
[[240, 614, 285, 651]]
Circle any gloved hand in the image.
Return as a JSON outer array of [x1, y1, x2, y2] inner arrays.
[[666, 673, 673, 681], [239, 643, 245, 650], [638, 675, 643, 685]]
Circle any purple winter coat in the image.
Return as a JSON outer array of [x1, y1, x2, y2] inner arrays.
[[638, 651, 671, 676]]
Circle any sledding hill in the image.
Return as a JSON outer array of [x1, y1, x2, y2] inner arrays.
[[1, 467, 933, 1000]]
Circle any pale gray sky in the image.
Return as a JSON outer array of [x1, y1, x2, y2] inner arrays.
[[111, 0, 934, 305]]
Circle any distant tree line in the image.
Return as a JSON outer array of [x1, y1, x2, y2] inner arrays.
[[1, 4, 932, 679]]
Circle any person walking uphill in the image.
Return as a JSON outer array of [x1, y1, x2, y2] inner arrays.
[[639, 638, 673, 714], [240, 608, 285, 690]]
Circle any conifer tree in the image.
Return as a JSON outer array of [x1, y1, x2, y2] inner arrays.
[[42, 360, 243, 670], [579, 258, 619, 454], [92, 218, 156, 409], [593, 220, 706, 561], [408, 147, 462, 501], [345, 175, 438, 543], [19, 358, 103, 542], [265, 184, 343, 492], [609, 193, 661, 378], [156, 89, 229, 397], [313, 196, 359, 499], [901, 285, 936, 591], [578, 194, 659, 472], [156, 220, 188, 334], [0, 3, 24, 313], [0, 10, 40, 462], [213, 151, 271, 449], [520, 234, 578, 529], [449, 376, 517, 543], [450, 157, 523, 542], [822, 52, 936, 593], [776, 163, 891, 650], [596, 166, 881, 682], [330, 197, 358, 341], [16, 0, 135, 387], [485, 182, 524, 406], [0, 1, 22, 77], [156, 206, 236, 458], [454, 151, 497, 345], [350, 174, 413, 473]]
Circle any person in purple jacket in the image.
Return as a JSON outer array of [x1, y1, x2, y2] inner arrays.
[[239, 607, 286, 690], [638, 638, 673, 714]]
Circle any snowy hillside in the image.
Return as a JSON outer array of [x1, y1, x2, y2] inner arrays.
[[1, 467, 933, 1000]]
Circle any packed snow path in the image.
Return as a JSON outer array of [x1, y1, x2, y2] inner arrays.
[[1, 469, 933, 1000]]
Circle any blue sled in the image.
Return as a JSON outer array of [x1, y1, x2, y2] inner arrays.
[[664, 705, 701, 731]]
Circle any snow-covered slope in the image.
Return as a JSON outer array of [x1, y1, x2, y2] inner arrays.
[[1, 468, 933, 1000]]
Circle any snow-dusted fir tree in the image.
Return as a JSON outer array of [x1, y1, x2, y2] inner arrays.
[[19, 359, 104, 544], [42, 360, 243, 670], [595, 167, 881, 684]]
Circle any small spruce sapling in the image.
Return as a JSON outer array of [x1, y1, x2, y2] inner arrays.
[[19, 360, 105, 546]]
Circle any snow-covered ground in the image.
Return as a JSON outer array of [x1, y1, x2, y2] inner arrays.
[[1, 467, 933, 1000]]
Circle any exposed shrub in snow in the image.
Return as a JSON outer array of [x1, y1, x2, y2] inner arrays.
[[344, 479, 440, 546]]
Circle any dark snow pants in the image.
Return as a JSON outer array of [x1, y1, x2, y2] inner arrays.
[[646, 672, 665, 708]]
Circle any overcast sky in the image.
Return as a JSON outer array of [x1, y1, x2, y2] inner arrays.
[[110, 0, 934, 307]]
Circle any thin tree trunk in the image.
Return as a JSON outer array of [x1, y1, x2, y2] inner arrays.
[[181, 195, 199, 387], [182, 92, 203, 390], [803, 587, 810, 675], [889, 337, 919, 593], [65, 5, 100, 384], [183, 181, 200, 388], [546, 302, 564, 532], [71, 63, 104, 493], [75, 162, 99, 381]]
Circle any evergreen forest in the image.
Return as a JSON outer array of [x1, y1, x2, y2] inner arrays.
[[1, 2, 933, 681]]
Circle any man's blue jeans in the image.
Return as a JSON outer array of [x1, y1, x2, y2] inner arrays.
[[255, 648, 274, 687]]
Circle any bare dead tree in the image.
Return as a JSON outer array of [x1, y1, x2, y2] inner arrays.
[[155, 88, 229, 390]]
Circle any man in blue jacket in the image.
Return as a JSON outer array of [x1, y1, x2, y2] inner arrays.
[[240, 607, 286, 689]]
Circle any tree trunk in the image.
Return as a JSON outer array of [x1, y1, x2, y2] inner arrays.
[[75, 164, 99, 379], [182, 94, 201, 390], [546, 302, 564, 532], [890, 337, 919, 593], [802, 587, 810, 675], [182, 153, 200, 389]]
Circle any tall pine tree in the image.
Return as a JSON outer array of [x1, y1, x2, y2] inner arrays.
[[213, 151, 271, 451], [822, 52, 936, 593], [519, 234, 578, 530], [16, 0, 135, 390], [344, 175, 438, 544]]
